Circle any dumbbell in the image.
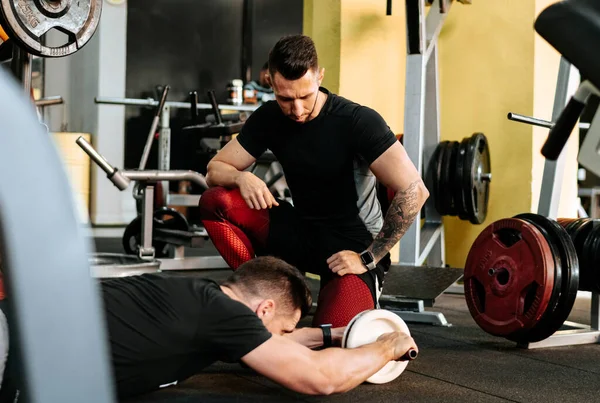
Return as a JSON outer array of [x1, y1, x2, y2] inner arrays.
[[342, 309, 417, 384]]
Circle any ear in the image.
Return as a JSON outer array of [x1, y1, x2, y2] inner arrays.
[[255, 299, 276, 321], [317, 67, 325, 86], [266, 74, 272, 88]]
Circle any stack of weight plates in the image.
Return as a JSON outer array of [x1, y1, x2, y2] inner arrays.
[[431, 132, 491, 224], [557, 218, 600, 292], [464, 214, 579, 343]]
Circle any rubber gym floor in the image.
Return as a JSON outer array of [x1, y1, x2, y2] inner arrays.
[[94, 237, 600, 403]]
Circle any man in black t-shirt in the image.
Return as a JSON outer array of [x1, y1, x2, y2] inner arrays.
[[200, 35, 429, 327], [0, 257, 418, 400]]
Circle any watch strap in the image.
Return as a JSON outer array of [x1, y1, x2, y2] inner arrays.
[[319, 324, 332, 348]]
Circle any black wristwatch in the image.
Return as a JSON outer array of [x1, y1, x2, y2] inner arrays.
[[360, 250, 376, 270], [319, 324, 332, 348]]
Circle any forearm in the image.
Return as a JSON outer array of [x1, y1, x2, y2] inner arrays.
[[285, 328, 324, 349], [312, 342, 393, 394], [206, 160, 244, 188], [369, 180, 428, 261], [285, 327, 345, 349]]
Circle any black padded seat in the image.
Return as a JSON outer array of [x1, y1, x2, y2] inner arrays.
[[535, 0, 600, 89]]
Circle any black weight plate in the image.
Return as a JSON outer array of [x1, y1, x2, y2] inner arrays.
[[455, 139, 470, 220], [153, 207, 189, 258], [512, 214, 579, 343], [443, 142, 460, 216], [425, 143, 443, 216], [570, 219, 593, 291], [122, 216, 142, 255], [591, 227, 600, 293], [433, 142, 449, 215], [154, 207, 189, 232], [464, 133, 491, 224], [583, 223, 600, 293], [439, 142, 455, 215]]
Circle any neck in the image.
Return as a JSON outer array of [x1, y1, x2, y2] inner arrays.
[[307, 89, 327, 122], [220, 285, 247, 306]]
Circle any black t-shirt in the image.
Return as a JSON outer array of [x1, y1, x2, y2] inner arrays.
[[237, 87, 397, 225], [100, 273, 272, 398]]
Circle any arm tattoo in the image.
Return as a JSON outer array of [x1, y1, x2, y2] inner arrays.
[[370, 180, 422, 260]]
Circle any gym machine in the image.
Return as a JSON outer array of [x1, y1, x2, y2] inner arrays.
[[94, 91, 258, 209], [80, 87, 287, 270], [380, 0, 480, 327]]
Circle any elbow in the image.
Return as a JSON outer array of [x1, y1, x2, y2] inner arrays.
[[205, 162, 217, 188], [303, 379, 336, 396], [419, 180, 430, 204]]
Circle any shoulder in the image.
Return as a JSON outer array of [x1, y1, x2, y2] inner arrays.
[[325, 90, 387, 126]]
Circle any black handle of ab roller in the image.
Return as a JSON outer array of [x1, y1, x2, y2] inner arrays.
[[401, 348, 418, 361], [541, 97, 586, 160]]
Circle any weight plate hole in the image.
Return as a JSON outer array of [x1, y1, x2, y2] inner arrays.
[[495, 228, 523, 248], [471, 278, 486, 313], [492, 268, 510, 285], [42, 28, 72, 48], [521, 282, 539, 317]]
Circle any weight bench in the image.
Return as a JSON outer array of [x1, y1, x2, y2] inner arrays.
[[535, 0, 600, 172]]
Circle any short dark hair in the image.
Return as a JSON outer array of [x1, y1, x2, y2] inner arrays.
[[268, 35, 319, 81], [222, 256, 312, 317]]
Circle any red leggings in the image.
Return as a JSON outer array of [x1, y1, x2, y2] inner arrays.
[[199, 187, 375, 327]]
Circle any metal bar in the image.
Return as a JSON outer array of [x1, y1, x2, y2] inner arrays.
[[123, 170, 208, 189], [11, 46, 32, 96], [386, 0, 393, 15], [167, 193, 201, 207], [537, 57, 573, 218], [418, 224, 443, 266], [520, 329, 600, 349], [140, 185, 155, 259], [401, 0, 433, 266], [35, 95, 64, 107], [158, 255, 230, 271], [76, 136, 116, 176], [95, 96, 258, 112], [508, 112, 590, 130], [158, 104, 171, 203], [424, 0, 451, 63], [139, 86, 170, 170], [390, 310, 451, 326]]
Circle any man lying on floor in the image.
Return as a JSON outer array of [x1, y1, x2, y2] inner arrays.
[[0, 256, 417, 400]]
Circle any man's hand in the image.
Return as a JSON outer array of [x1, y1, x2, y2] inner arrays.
[[235, 171, 280, 210], [327, 251, 368, 276], [376, 332, 418, 362]]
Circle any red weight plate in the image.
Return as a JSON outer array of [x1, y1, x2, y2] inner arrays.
[[464, 218, 555, 337]]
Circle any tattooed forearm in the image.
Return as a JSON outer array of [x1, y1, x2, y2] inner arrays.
[[369, 180, 423, 261]]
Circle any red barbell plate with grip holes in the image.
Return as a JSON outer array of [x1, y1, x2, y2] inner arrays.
[[464, 218, 555, 337]]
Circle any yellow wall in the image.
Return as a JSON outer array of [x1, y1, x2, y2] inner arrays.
[[303, 0, 342, 93], [439, 1, 537, 267]]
